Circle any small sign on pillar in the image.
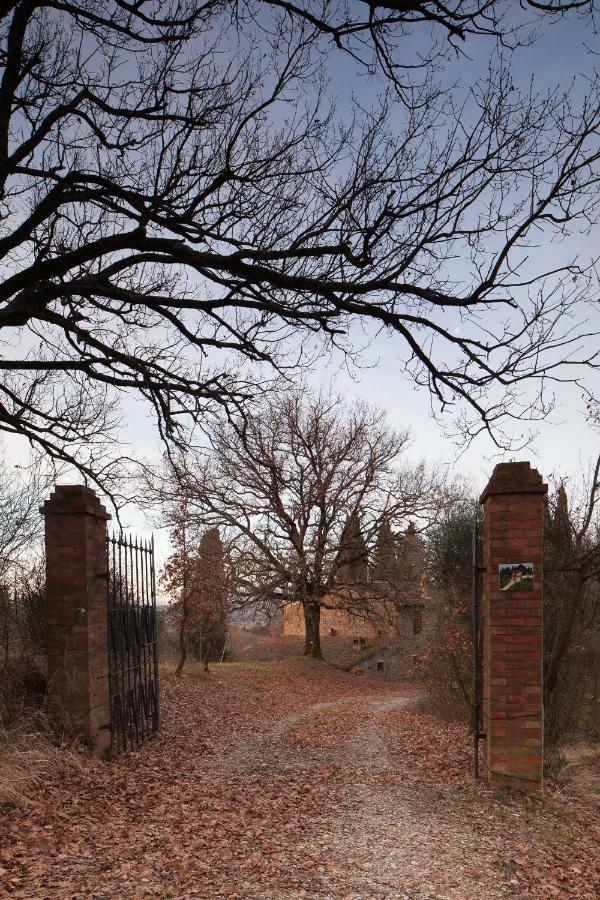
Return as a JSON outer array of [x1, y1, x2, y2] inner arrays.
[[498, 562, 534, 592], [480, 462, 547, 792]]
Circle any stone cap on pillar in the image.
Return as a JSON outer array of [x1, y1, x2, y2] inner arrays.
[[480, 461, 548, 504], [40, 484, 111, 520]]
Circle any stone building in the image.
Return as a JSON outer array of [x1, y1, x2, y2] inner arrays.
[[281, 522, 432, 677], [281, 593, 398, 643]]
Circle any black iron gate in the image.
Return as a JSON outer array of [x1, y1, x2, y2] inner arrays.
[[107, 532, 159, 752], [471, 518, 485, 777]]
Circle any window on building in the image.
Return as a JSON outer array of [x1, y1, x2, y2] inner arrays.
[[376, 661, 384, 672], [330, 628, 337, 636]]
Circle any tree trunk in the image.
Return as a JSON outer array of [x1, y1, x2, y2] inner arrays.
[[202, 639, 211, 674], [175, 609, 188, 677], [448, 649, 471, 712], [303, 603, 323, 659], [545, 578, 584, 701]]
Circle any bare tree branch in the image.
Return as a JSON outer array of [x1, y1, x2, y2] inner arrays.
[[0, 1, 599, 483]]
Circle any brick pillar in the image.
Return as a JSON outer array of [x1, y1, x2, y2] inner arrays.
[[480, 462, 547, 792], [41, 485, 111, 759]]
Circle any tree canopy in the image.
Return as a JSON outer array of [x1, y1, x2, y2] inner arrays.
[[0, 1, 599, 487]]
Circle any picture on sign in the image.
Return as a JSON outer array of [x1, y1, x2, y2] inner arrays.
[[498, 562, 534, 592]]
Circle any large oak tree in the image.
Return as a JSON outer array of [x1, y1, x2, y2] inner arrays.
[[152, 390, 448, 657]]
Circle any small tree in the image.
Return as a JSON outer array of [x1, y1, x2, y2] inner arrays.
[[161, 503, 194, 677], [372, 521, 398, 585], [190, 528, 230, 673], [423, 500, 481, 718], [337, 514, 369, 585], [161, 507, 230, 676]]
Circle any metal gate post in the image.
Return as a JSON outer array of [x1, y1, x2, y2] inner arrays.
[[107, 531, 159, 752], [41, 485, 112, 759], [471, 518, 484, 778]]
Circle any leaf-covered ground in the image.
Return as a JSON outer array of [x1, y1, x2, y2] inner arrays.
[[1, 659, 599, 898]]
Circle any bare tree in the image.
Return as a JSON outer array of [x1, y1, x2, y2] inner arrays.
[[544, 458, 600, 744], [0, 447, 45, 580], [0, 444, 47, 713], [1, 1, 600, 487], [152, 390, 446, 658], [422, 498, 481, 718]]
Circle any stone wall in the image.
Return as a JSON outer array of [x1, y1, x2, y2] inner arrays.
[[282, 593, 431, 680], [281, 597, 397, 641]]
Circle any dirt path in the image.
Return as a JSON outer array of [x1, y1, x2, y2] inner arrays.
[[217, 694, 508, 899], [302, 697, 505, 900], [1, 661, 599, 899]]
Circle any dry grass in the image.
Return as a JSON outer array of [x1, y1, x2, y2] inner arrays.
[[550, 742, 600, 806], [0, 711, 83, 809]]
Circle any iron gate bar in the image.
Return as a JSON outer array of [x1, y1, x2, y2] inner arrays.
[[471, 519, 486, 779], [107, 531, 159, 752], [472, 519, 479, 778]]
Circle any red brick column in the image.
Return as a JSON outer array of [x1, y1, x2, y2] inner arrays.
[[480, 462, 547, 792], [41, 485, 111, 759]]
